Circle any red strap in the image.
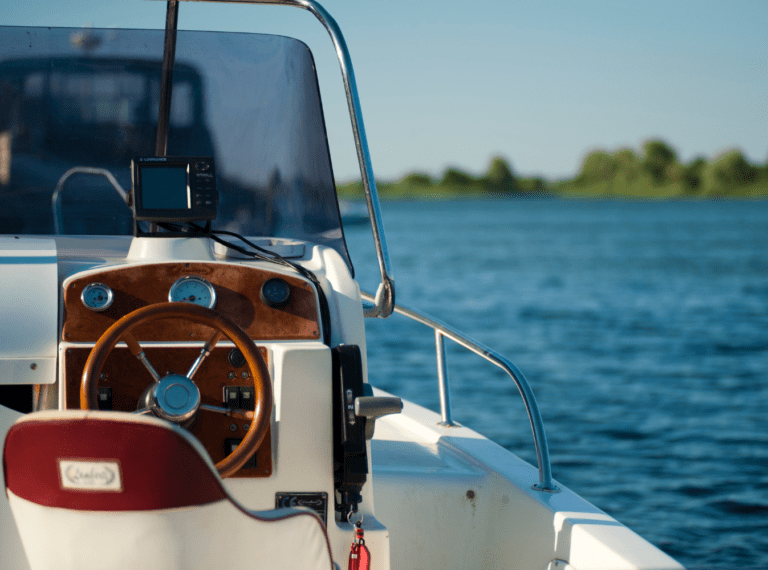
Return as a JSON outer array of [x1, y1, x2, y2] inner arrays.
[[348, 543, 371, 570], [348, 525, 371, 570]]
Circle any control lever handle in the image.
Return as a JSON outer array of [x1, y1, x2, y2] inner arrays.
[[354, 396, 403, 440]]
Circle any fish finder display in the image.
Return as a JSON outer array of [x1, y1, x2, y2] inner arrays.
[[131, 156, 218, 223], [139, 167, 190, 210]]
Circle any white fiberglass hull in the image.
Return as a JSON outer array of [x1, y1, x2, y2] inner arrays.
[[371, 390, 684, 570]]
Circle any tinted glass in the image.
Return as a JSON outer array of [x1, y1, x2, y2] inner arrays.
[[0, 26, 351, 270]]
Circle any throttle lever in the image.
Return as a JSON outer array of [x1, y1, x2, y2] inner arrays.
[[354, 395, 403, 440]]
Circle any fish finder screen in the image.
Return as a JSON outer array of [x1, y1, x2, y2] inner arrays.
[[132, 156, 217, 224], [139, 166, 189, 210]]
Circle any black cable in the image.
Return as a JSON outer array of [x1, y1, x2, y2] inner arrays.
[[158, 222, 333, 345]]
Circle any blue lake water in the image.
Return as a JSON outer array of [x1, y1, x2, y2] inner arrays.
[[344, 198, 768, 570]]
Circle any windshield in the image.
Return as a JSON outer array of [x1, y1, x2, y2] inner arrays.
[[0, 26, 351, 269]]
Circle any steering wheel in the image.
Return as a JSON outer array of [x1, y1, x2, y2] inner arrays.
[[81, 302, 273, 478]]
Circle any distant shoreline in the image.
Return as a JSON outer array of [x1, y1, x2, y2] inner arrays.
[[338, 141, 768, 200], [337, 187, 768, 201], [337, 179, 768, 201]]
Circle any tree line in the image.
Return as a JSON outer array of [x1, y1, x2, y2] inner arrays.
[[337, 141, 768, 199], [337, 156, 545, 199], [563, 141, 768, 198]]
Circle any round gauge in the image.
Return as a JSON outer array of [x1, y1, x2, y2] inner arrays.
[[168, 276, 216, 309], [260, 277, 291, 308], [81, 282, 114, 312]]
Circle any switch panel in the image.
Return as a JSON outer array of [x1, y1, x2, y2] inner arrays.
[[98, 387, 112, 410], [239, 387, 255, 410], [223, 386, 255, 410], [225, 438, 258, 469], [223, 386, 240, 408]]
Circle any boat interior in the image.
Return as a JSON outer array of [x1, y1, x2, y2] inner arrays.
[[0, 1, 685, 568]]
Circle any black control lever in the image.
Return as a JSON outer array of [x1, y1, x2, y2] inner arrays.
[[354, 394, 403, 440]]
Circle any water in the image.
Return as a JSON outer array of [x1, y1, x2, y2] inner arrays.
[[344, 198, 768, 570]]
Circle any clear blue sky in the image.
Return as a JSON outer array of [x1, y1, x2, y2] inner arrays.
[[5, 0, 767, 181]]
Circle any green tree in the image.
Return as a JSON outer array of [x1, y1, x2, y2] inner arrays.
[[682, 157, 707, 192], [440, 168, 474, 188], [665, 161, 685, 184], [704, 149, 757, 191], [483, 156, 518, 193], [519, 177, 546, 193], [641, 140, 677, 184], [400, 172, 433, 187], [577, 150, 616, 183], [613, 148, 640, 182]]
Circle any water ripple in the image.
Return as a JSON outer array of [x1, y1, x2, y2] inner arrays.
[[347, 199, 768, 568]]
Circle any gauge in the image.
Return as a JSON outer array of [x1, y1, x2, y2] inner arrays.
[[81, 282, 113, 312], [168, 276, 216, 309], [260, 277, 291, 308]]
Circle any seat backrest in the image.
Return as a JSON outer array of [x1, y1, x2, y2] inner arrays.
[[3, 410, 334, 570]]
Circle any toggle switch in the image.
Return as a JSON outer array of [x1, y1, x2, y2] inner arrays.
[[223, 386, 240, 408]]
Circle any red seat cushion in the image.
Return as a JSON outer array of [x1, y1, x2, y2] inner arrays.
[[3, 415, 227, 511]]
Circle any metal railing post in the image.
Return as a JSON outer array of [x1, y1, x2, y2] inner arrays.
[[435, 330, 456, 426]]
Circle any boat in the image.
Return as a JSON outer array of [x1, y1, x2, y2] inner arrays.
[[0, 1, 685, 568]]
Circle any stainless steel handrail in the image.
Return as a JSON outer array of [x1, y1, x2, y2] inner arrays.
[[361, 291, 559, 493], [52, 167, 130, 235], [435, 329, 454, 427], [175, 0, 395, 319]]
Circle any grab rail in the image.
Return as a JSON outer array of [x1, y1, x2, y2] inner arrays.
[[171, 0, 396, 319], [52, 167, 130, 235], [361, 291, 559, 493]]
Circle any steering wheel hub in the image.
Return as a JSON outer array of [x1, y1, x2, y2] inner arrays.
[[141, 374, 201, 425], [164, 383, 191, 409]]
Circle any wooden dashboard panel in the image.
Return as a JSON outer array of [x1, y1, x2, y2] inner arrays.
[[62, 262, 320, 342], [64, 346, 272, 479]]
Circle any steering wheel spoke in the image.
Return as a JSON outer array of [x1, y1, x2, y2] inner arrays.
[[81, 303, 272, 478], [123, 332, 161, 383], [186, 329, 223, 381], [200, 403, 255, 421]]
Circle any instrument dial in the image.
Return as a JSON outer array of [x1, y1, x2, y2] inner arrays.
[[260, 278, 291, 308], [168, 276, 216, 309], [81, 282, 114, 312]]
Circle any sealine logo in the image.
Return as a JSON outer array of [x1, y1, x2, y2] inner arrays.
[[58, 459, 123, 492]]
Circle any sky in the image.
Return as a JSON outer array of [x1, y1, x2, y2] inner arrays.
[[4, 0, 767, 182]]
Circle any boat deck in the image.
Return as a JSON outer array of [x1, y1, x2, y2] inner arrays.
[[371, 392, 683, 570]]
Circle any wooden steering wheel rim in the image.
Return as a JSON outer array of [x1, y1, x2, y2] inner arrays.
[[80, 302, 273, 478]]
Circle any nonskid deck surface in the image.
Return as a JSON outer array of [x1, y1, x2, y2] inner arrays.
[[371, 391, 684, 570]]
